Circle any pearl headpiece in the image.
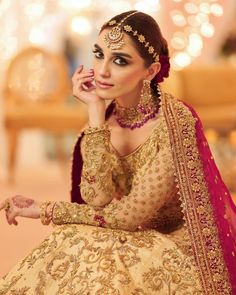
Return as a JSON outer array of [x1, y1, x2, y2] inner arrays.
[[103, 11, 159, 62]]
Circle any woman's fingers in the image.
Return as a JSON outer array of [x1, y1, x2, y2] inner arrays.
[[73, 77, 95, 95], [6, 208, 18, 225], [83, 81, 96, 91], [72, 69, 94, 84]]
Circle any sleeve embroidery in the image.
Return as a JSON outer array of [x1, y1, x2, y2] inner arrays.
[[53, 144, 175, 231], [80, 125, 116, 206]]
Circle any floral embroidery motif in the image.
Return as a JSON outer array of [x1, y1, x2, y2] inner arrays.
[[0, 225, 202, 294]]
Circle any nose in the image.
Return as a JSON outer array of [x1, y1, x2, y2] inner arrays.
[[98, 60, 111, 78]]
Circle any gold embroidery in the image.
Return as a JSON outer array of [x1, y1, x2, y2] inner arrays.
[[0, 225, 202, 294], [80, 125, 116, 206], [162, 93, 231, 294]]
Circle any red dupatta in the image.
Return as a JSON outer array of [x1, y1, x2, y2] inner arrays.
[[163, 94, 236, 294], [71, 95, 236, 294]]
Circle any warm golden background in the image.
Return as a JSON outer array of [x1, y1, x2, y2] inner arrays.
[[0, 0, 236, 277]]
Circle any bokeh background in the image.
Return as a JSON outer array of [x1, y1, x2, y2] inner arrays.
[[0, 0, 236, 277]]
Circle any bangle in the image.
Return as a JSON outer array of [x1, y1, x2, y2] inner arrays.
[[84, 124, 109, 135], [51, 202, 57, 225], [40, 201, 51, 225], [47, 202, 56, 223]]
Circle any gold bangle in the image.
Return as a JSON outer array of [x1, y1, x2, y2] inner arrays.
[[47, 202, 56, 222], [40, 201, 51, 225], [84, 124, 109, 135]]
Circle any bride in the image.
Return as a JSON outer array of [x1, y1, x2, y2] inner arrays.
[[1, 10, 236, 295]]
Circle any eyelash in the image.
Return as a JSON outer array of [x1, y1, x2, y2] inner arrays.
[[92, 49, 128, 66]]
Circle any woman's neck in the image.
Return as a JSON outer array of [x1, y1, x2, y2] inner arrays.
[[115, 87, 142, 108]]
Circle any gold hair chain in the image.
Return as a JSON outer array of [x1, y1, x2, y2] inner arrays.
[[103, 11, 159, 62]]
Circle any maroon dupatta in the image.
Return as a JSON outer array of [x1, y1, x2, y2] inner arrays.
[[163, 94, 236, 294]]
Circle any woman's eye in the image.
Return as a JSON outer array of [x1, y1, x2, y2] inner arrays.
[[93, 50, 103, 59], [114, 57, 128, 66]]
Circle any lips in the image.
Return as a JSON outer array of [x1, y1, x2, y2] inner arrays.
[[96, 80, 114, 89]]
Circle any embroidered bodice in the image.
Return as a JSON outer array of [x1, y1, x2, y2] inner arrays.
[[52, 105, 183, 232]]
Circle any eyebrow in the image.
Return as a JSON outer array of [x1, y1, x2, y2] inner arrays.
[[93, 43, 133, 59]]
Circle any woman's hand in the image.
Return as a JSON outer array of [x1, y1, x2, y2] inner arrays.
[[72, 65, 106, 127], [0, 195, 41, 225], [72, 65, 102, 105]]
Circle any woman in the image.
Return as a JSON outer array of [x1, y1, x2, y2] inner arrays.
[[0, 10, 236, 294]]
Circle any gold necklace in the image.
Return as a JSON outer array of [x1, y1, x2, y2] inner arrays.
[[113, 94, 160, 129]]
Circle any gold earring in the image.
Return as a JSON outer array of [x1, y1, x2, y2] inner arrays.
[[138, 80, 153, 114]]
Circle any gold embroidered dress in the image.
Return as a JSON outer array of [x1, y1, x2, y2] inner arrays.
[[0, 99, 206, 294]]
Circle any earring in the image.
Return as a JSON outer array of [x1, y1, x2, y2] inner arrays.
[[137, 79, 153, 114]]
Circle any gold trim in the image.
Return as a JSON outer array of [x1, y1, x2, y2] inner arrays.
[[162, 93, 231, 294]]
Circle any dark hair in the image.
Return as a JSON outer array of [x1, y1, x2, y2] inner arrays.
[[100, 10, 170, 94]]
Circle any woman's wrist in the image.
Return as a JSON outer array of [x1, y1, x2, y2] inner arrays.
[[39, 201, 56, 225], [87, 101, 106, 127]]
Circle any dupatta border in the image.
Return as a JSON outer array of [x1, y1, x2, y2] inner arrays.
[[162, 93, 231, 294]]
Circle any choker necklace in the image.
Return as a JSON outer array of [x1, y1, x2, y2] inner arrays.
[[113, 87, 161, 130]]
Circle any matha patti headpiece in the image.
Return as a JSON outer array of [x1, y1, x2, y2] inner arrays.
[[103, 11, 159, 62]]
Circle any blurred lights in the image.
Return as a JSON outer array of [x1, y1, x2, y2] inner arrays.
[[211, 3, 223, 17], [59, 0, 92, 10], [171, 10, 186, 27], [170, 0, 224, 69], [201, 23, 215, 37], [0, 0, 224, 72], [187, 33, 203, 56], [70, 16, 92, 36], [199, 3, 211, 14], [110, 0, 132, 12], [24, 3, 45, 20], [172, 52, 191, 69], [29, 28, 46, 45], [171, 32, 187, 50], [0, 0, 11, 13], [187, 15, 201, 27], [184, 3, 198, 14], [134, 0, 160, 12], [195, 12, 209, 23], [0, 37, 18, 60]]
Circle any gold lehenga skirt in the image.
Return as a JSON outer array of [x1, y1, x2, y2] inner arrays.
[[0, 224, 202, 295]]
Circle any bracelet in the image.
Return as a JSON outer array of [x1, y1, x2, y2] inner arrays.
[[84, 123, 110, 135], [40, 201, 52, 225]]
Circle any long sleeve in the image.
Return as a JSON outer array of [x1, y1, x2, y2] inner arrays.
[[52, 141, 176, 231], [79, 125, 116, 207]]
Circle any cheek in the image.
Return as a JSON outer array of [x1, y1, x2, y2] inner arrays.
[[115, 68, 142, 86]]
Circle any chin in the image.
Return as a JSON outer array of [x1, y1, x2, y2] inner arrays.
[[95, 89, 116, 100]]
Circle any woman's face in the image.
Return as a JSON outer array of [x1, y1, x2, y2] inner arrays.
[[92, 29, 149, 104]]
